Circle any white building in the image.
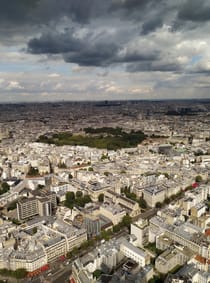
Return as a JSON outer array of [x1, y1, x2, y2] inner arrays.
[[120, 241, 150, 267]]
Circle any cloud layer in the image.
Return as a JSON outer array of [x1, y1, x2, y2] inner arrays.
[[0, 0, 210, 101]]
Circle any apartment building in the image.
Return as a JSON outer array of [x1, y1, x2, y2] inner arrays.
[[99, 201, 126, 225], [143, 186, 165, 207], [17, 189, 57, 220], [149, 216, 210, 258], [17, 197, 38, 220], [131, 219, 149, 247], [120, 241, 150, 267], [155, 246, 190, 274], [104, 190, 140, 217]]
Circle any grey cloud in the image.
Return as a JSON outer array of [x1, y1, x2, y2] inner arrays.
[[141, 17, 163, 35], [0, 0, 110, 27], [177, 0, 210, 22], [28, 30, 83, 54], [111, 0, 149, 11], [127, 61, 182, 73], [28, 29, 118, 66], [2, 0, 210, 78], [1, 0, 210, 32], [0, 0, 39, 24], [116, 49, 160, 63], [27, 29, 159, 67], [63, 42, 118, 67], [110, 0, 163, 15]]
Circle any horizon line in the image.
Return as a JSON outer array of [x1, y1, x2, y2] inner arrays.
[[0, 98, 209, 105]]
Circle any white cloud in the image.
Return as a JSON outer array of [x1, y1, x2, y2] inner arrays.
[[48, 73, 60, 78], [6, 81, 24, 90]]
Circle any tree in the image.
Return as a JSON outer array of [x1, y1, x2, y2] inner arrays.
[[101, 153, 109, 161], [64, 191, 75, 209], [27, 166, 39, 176], [0, 182, 10, 195], [138, 197, 147, 209], [113, 224, 121, 233], [101, 230, 112, 241], [67, 246, 79, 258], [69, 173, 73, 179], [12, 219, 21, 225], [13, 268, 27, 279], [0, 268, 27, 279], [1, 182, 9, 191], [164, 198, 170, 205], [83, 195, 92, 204], [185, 185, 193, 191], [7, 201, 18, 211], [121, 215, 132, 228], [66, 191, 75, 201], [37, 184, 45, 190], [32, 227, 37, 234], [195, 175, 202, 183], [148, 275, 165, 283], [98, 193, 104, 203], [155, 202, 162, 209], [122, 187, 137, 201], [64, 192, 91, 209], [93, 269, 103, 279], [76, 191, 83, 198]]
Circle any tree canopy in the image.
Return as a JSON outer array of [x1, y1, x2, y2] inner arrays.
[[64, 192, 92, 208], [37, 127, 146, 150]]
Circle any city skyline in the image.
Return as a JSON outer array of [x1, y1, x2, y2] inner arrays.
[[0, 0, 210, 102]]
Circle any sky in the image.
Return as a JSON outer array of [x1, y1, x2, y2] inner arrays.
[[0, 0, 210, 102]]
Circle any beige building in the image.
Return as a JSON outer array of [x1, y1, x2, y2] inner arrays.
[[150, 216, 210, 258], [191, 203, 206, 218], [99, 201, 126, 225], [131, 219, 149, 248], [104, 190, 140, 217], [44, 236, 67, 262], [143, 186, 165, 207], [155, 246, 190, 274], [0, 239, 48, 272], [87, 182, 111, 202]]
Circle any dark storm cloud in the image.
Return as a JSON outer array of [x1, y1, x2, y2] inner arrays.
[[1, 0, 210, 31], [1, 0, 210, 75], [141, 17, 163, 35], [110, 0, 165, 31], [110, 0, 164, 14], [63, 45, 117, 67], [111, 0, 149, 11], [28, 29, 118, 66], [28, 30, 83, 54], [177, 0, 210, 22], [0, 0, 39, 24], [22, 0, 173, 69], [28, 29, 159, 67], [0, 0, 166, 30], [0, 0, 109, 26]]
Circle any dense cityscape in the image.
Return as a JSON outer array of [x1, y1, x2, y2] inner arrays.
[[0, 100, 209, 283], [1, 0, 210, 282]]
